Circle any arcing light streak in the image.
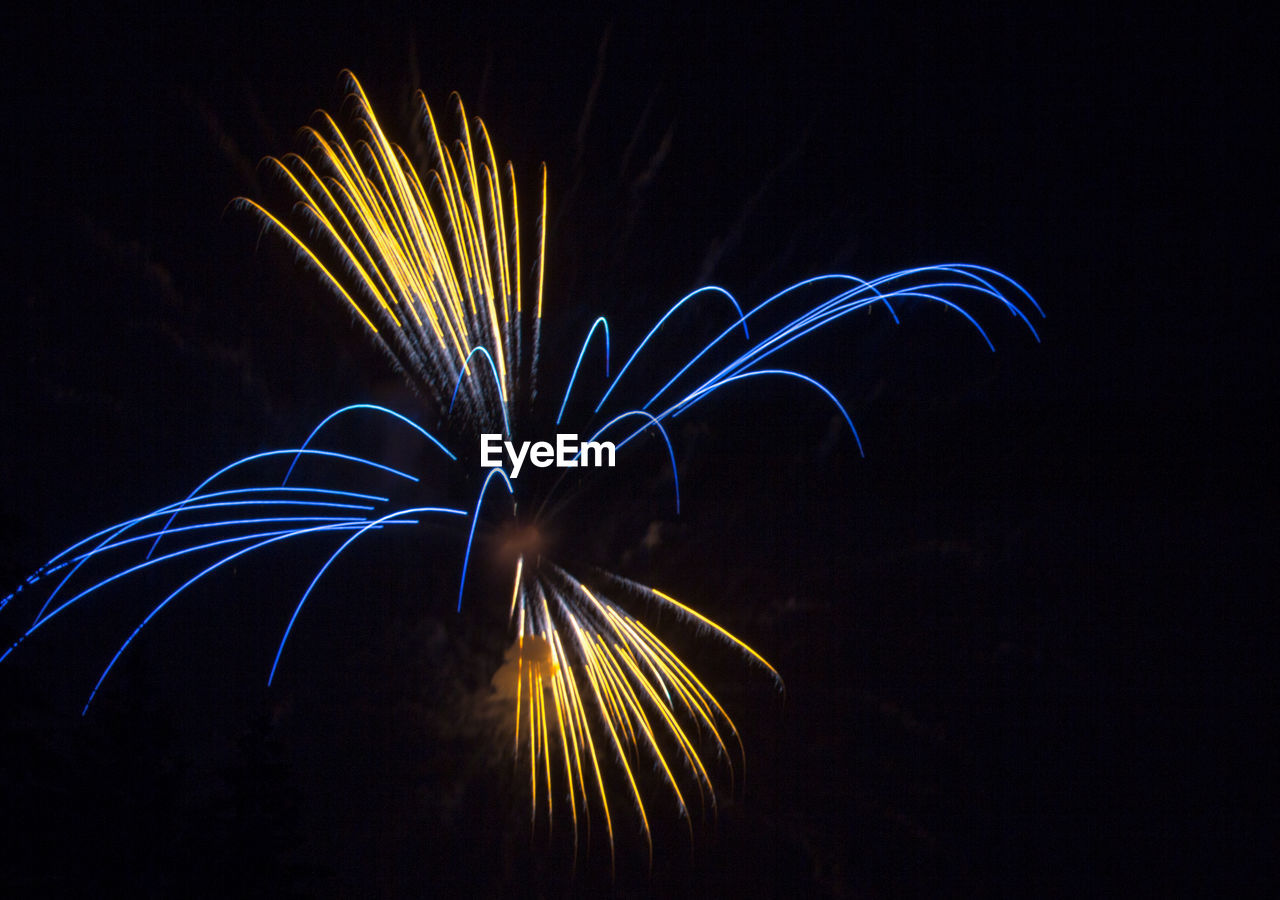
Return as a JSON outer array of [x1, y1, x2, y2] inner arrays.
[[498, 562, 769, 863], [4, 71, 1041, 869], [234, 73, 546, 433], [3, 437, 454, 689]]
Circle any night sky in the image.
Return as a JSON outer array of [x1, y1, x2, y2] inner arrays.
[[2, 3, 1267, 896]]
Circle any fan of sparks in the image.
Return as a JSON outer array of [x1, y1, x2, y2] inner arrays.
[[2, 71, 1042, 865]]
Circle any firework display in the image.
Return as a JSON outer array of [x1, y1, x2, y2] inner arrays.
[[2, 72, 1041, 867]]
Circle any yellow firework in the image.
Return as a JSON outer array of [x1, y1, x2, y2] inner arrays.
[[238, 72, 546, 434]]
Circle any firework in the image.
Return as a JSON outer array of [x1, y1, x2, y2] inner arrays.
[[3, 71, 1041, 869]]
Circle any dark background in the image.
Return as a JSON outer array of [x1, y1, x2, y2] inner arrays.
[[2, 1, 1268, 896]]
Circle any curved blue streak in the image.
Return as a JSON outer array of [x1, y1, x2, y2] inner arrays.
[[639, 267, 1043, 414], [651, 274, 1031, 429], [685, 286, 897, 396], [268, 506, 467, 685], [37, 487, 393, 626], [282, 403, 456, 485], [941, 263, 1045, 321], [556, 316, 611, 426], [639, 274, 881, 412], [701, 287, 878, 383], [458, 468, 515, 612], [29, 486, 386, 578], [81, 518, 413, 714], [670, 368, 864, 456], [585, 411, 681, 513], [652, 281, 884, 407], [865, 265, 1042, 340], [594, 285, 749, 414], [3, 520, 377, 665], [147, 448, 418, 560], [36, 522, 389, 633], [70, 515, 378, 563], [448, 345, 511, 436]]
